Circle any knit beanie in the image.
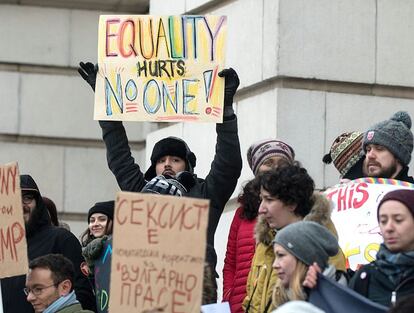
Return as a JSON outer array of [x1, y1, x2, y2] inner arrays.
[[247, 139, 295, 175], [363, 111, 413, 166], [141, 174, 189, 196], [144, 137, 196, 180], [88, 201, 114, 222], [323, 132, 364, 178], [377, 189, 414, 221], [273, 221, 338, 270]]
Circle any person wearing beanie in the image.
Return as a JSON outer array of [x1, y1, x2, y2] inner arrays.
[[323, 131, 365, 181], [242, 164, 346, 313], [223, 139, 295, 313], [271, 221, 339, 308], [1, 175, 96, 313], [247, 139, 295, 176], [80, 200, 115, 247], [350, 189, 414, 307], [362, 111, 414, 182], [78, 63, 242, 300]]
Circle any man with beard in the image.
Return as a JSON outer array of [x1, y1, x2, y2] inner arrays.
[[78, 62, 243, 302], [0, 175, 96, 313], [362, 111, 414, 183]]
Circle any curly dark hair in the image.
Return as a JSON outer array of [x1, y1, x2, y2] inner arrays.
[[238, 177, 261, 220], [259, 162, 315, 218]]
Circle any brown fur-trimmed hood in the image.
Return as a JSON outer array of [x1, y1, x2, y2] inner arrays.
[[255, 191, 335, 245]]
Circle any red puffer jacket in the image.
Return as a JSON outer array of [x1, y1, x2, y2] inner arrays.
[[223, 207, 257, 313]]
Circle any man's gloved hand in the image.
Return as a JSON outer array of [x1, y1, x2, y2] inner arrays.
[[78, 62, 98, 92], [218, 68, 240, 118]]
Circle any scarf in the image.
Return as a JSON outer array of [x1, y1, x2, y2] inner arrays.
[[375, 243, 414, 285], [44, 290, 79, 313]]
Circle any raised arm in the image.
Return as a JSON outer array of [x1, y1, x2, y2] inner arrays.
[[78, 62, 146, 192]]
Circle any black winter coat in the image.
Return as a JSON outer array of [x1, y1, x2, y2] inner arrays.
[[99, 117, 242, 274], [394, 166, 414, 183], [349, 262, 414, 307], [1, 193, 96, 313]]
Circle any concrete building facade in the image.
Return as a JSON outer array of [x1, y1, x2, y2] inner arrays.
[[1, 0, 414, 300]]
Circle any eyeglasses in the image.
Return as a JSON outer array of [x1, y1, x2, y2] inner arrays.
[[22, 194, 35, 204], [23, 283, 58, 296]]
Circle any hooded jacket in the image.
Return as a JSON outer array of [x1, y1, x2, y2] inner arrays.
[[242, 192, 346, 313], [0, 175, 96, 313], [99, 118, 242, 280]]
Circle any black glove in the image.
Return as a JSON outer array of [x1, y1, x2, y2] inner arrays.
[[218, 68, 240, 117], [78, 62, 98, 92]]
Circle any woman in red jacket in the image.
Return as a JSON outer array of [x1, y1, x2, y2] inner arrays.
[[223, 139, 295, 312]]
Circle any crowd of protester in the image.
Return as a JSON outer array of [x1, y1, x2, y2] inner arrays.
[[1, 62, 414, 313]]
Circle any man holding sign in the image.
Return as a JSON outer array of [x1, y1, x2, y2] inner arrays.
[[78, 16, 242, 303]]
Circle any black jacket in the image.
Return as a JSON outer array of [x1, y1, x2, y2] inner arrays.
[[1, 176, 96, 313], [349, 261, 414, 307], [394, 166, 414, 183], [99, 117, 242, 273]]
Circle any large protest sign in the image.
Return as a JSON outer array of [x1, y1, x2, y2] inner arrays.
[[109, 192, 209, 313], [325, 178, 414, 269], [95, 15, 227, 123], [0, 162, 28, 278]]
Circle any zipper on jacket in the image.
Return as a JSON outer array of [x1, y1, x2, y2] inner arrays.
[[391, 275, 414, 305], [391, 291, 396, 305]]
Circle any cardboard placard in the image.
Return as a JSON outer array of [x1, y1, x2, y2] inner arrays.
[[109, 192, 209, 313], [95, 15, 227, 123], [325, 178, 414, 269], [0, 162, 28, 278]]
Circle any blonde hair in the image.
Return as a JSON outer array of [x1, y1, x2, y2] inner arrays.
[[272, 260, 308, 308]]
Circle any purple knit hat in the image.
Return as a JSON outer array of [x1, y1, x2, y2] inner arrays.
[[377, 189, 414, 221], [247, 139, 295, 175]]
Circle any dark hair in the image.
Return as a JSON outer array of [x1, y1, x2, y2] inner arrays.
[[259, 163, 315, 218], [238, 177, 261, 220], [29, 254, 75, 290], [43, 197, 59, 227]]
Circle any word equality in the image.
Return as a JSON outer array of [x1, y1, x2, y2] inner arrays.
[[105, 16, 226, 61]]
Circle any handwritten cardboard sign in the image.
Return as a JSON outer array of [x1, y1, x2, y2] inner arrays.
[[0, 162, 28, 278], [95, 15, 227, 123], [109, 192, 209, 313], [325, 178, 414, 270]]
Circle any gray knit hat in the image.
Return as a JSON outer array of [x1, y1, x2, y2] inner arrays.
[[362, 111, 413, 166], [273, 221, 338, 270]]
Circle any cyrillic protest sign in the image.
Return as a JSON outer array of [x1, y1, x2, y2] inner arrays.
[[0, 162, 28, 278], [325, 178, 414, 269], [109, 192, 209, 313], [95, 15, 227, 123]]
